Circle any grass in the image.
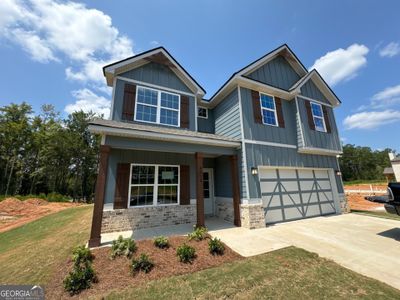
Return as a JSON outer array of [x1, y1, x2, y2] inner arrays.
[[104, 246, 400, 300], [351, 209, 400, 221], [0, 205, 92, 285], [343, 180, 387, 186]]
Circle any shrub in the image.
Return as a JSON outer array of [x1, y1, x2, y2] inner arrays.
[[111, 235, 137, 259], [46, 192, 69, 202], [131, 253, 154, 274], [188, 226, 208, 241], [176, 243, 196, 263], [153, 236, 169, 249], [208, 238, 225, 255], [72, 245, 93, 266], [63, 246, 97, 295], [63, 264, 97, 295]]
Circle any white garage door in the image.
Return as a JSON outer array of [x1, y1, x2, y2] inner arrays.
[[259, 168, 337, 224]]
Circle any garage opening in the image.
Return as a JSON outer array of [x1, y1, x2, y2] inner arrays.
[[259, 168, 337, 224]]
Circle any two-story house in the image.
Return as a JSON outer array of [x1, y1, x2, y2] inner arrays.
[[88, 45, 347, 247]]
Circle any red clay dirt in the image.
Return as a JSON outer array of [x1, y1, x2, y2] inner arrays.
[[46, 235, 242, 299], [0, 197, 81, 233], [344, 184, 386, 211]]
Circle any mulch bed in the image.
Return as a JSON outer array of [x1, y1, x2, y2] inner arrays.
[[46, 235, 242, 299]]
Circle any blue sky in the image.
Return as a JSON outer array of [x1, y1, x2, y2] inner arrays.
[[1, 0, 400, 151]]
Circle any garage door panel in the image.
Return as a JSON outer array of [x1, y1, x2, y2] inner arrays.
[[301, 192, 319, 204], [282, 193, 302, 206], [262, 195, 281, 208], [300, 181, 314, 191], [284, 207, 304, 220], [280, 181, 299, 192], [314, 170, 329, 178], [259, 169, 277, 179], [321, 203, 336, 214], [298, 169, 313, 178], [317, 180, 332, 190], [305, 204, 321, 217], [260, 181, 278, 193], [318, 191, 333, 202], [278, 169, 297, 179], [265, 209, 284, 223]]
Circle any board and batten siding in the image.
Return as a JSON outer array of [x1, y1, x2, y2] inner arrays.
[[111, 78, 196, 131], [297, 96, 341, 151], [214, 89, 241, 139], [300, 80, 330, 105], [240, 87, 297, 145], [120, 62, 192, 94], [247, 55, 301, 90], [245, 143, 344, 200]]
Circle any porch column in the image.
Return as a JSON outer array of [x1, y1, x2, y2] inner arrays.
[[195, 152, 205, 227], [88, 145, 111, 248], [230, 155, 241, 226]]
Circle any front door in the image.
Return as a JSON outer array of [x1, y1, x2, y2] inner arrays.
[[203, 168, 214, 216]]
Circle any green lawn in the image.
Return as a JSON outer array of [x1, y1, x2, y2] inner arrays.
[[343, 180, 387, 186], [352, 209, 400, 221], [0, 205, 92, 285], [104, 246, 400, 300]]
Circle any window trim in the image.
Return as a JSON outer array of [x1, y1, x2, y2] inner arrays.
[[197, 106, 208, 119], [134, 85, 181, 127], [128, 163, 180, 208], [259, 92, 278, 127], [310, 102, 326, 132]]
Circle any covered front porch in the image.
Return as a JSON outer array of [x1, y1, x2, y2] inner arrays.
[[88, 124, 242, 247]]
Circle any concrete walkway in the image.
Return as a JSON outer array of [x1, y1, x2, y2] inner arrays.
[[210, 213, 400, 290]]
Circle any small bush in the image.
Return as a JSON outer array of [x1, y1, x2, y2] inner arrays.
[[111, 235, 137, 259], [153, 236, 169, 249], [176, 243, 196, 263], [63, 264, 97, 295], [72, 245, 93, 266], [63, 246, 97, 295], [46, 192, 69, 202], [208, 238, 225, 255], [188, 226, 208, 241], [131, 253, 154, 274]]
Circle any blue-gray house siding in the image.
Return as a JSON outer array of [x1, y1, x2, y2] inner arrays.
[[300, 80, 330, 105], [247, 55, 301, 90], [214, 89, 241, 139], [197, 108, 215, 133]]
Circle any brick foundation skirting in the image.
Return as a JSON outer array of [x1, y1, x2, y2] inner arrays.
[[101, 204, 196, 233], [240, 204, 265, 229], [215, 199, 234, 223], [338, 193, 349, 213]]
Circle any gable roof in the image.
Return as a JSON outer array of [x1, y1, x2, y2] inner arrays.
[[289, 69, 341, 106], [103, 47, 206, 96]]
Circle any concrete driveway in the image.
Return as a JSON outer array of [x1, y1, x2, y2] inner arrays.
[[209, 213, 400, 290]]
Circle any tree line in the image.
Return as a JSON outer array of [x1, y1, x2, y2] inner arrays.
[[0, 102, 100, 201], [0, 102, 394, 201]]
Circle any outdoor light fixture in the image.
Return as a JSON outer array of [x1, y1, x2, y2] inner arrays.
[[335, 170, 342, 176], [251, 167, 258, 175]]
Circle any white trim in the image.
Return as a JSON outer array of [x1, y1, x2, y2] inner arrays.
[[100, 135, 106, 145], [238, 86, 250, 199], [197, 106, 208, 119], [109, 77, 117, 120], [297, 95, 333, 108], [194, 97, 198, 131], [89, 124, 241, 148], [259, 92, 279, 127], [128, 163, 180, 208], [295, 96, 306, 147], [105, 48, 205, 95], [298, 147, 342, 156], [116, 76, 196, 97], [134, 85, 181, 128], [103, 203, 113, 211], [258, 165, 332, 171], [244, 139, 297, 149], [310, 102, 327, 133]]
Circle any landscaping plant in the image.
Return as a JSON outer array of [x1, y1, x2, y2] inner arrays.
[[111, 235, 137, 259], [153, 236, 169, 249], [176, 243, 196, 263], [63, 245, 97, 295], [131, 253, 154, 274], [208, 238, 225, 255], [188, 225, 208, 241]]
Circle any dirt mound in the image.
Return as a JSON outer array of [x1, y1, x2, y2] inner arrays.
[[25, 198, 48, 205], [0, 198, 26, 212]]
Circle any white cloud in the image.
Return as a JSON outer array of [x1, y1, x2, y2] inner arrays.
[[0, 0, 133, 84], [150, 40, 160, 47], [370, 84, 400, 108], [379, 42, 400, 58], [343, 110, 400, 130], [310, 44, 369, 86], [65, 88, 110, 118]]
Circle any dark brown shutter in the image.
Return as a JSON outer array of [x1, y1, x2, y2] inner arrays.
[[322, 105, 332, 133], [180, 165, 190, 205], [122, 84, 136, 121], [305, 100, 315, 131], [180, 95, 189, 128], [251, 90, 262, 124], [114, 163, 130, 209], [275, 97, 285, 128]]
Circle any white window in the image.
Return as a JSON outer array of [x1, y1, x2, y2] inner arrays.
[[197, 106, 208, 119], [135, 86, 180, 127], [260, 93, 278, 126], [311, 102, 326, 132], [129, 164, 180, 207]]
